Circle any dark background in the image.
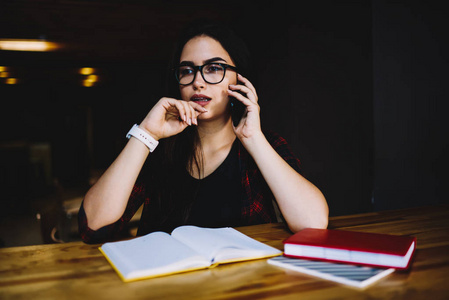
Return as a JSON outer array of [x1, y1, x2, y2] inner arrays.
[[0, 0, 447, 233]]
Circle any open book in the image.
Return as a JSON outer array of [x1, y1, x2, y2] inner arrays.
[[99, 225, 282, 282]]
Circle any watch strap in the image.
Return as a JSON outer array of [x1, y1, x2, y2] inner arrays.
[[126, 124, 159, 152]]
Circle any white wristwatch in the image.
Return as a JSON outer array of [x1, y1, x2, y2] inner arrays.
[[126, 124, 159, 152]]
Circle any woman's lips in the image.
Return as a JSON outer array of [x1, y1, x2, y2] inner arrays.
[[191, 94, 211, 106]]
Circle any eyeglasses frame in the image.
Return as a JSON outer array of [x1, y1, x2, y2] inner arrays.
[[173, 62, 238, 86]]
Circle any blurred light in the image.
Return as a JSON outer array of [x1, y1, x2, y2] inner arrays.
[[0, 66, 8, 72], [80, 67, 95, 75], [86, 74, 98, 82], [0, 72, 9, 78], [81, 70, 99, 87], [0, 39, 61, 52], [82, 80, 94, 87], [5, 78, 18, 85]]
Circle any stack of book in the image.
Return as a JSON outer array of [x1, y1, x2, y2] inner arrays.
[[268, 228, 416, 288], [99, 225, 416, 288]]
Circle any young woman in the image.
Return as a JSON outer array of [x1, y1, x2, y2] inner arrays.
[[79, 21, 328, 243]]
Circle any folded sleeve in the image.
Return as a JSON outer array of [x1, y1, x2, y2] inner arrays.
[[78, 183, 146, 244], [265, 130, 301, 173]]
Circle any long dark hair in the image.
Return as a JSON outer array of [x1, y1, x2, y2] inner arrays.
[[140, 20, 252, 233], [166, 19, 252, 174]]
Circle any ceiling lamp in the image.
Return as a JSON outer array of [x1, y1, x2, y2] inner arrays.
[[0, 39, 61, 52]]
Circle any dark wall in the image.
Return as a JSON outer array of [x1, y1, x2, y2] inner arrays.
[[2, 0, 445, 218], [372, 0, 449, 210], [241, 2, 373, 216]]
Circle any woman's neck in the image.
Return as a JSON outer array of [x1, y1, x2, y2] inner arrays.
[[189, 117, 236, 179], [197, 117, 236, 152]]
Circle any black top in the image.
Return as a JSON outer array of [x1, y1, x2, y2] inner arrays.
[[186, 140, 245, 228], [79, 129, 300, 243]]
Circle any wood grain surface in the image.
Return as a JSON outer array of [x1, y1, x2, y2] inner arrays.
[[1, 205, 448, 299]]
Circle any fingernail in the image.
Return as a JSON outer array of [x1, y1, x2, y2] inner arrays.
[[193, 118, 198, 125], [188, 118, 192, 125]]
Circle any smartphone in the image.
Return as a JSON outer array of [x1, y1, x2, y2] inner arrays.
[[230, 97, 246, 127]]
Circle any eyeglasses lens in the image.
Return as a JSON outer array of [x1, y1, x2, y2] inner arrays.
[[177, 63, 225, 85]]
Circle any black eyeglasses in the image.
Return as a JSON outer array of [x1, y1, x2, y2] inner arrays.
[[174, 62, 237, 85]]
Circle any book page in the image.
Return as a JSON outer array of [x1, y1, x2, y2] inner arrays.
[[171, 226, 281, 264], [100, 231, 210, 281]]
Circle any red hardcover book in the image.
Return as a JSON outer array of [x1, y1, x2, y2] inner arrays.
[[283, 228, 416, 269]]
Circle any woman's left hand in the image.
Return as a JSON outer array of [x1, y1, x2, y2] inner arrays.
[[228, 74, 262, 141]]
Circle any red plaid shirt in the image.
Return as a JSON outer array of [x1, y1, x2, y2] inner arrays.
[[79, 130, 301, 244]]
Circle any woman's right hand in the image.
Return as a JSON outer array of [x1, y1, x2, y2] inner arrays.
[[139, 97, 207, 141], [83, 98, 206, 231]]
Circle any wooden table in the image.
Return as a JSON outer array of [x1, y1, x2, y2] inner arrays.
[[1, 205, 448, 299]]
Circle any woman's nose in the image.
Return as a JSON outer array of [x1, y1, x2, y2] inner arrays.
[[192, 69, 206, 89]]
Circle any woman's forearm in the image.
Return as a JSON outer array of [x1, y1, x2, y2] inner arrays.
[[83, 99, 205, 231], [242, 132, 328, 232], [83, 138, 150, 230]]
